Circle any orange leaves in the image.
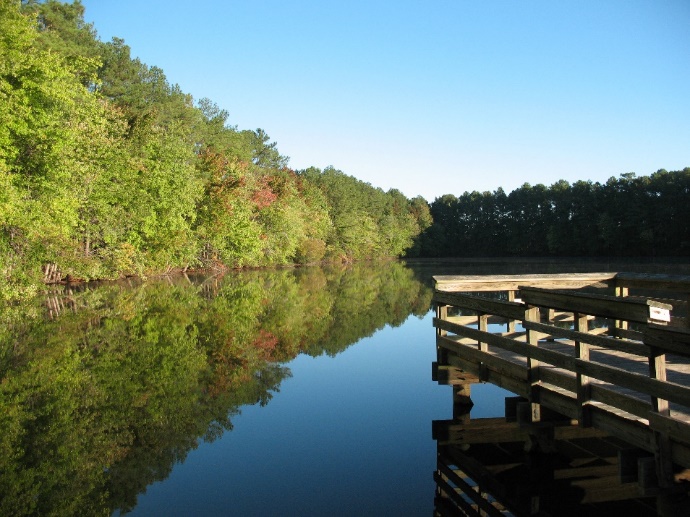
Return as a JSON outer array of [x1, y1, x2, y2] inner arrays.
[[206, 329, 279, 397], [251, 175, 278, 209], [198, 148, 280, 211], [252, 329, 278, 352], [251, 187, 277, 209]]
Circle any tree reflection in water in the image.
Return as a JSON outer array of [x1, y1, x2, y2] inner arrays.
[[0, 261, 432, 515]]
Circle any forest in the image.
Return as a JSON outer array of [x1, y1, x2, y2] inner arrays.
[[0, 0, 433, 301], [425, 169, 690, 259], [1, 0, 688, 302]]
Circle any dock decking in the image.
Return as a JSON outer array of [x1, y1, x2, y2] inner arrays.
[[432, 272, 690, 515]]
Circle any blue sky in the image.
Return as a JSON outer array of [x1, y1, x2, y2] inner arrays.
[[81, 0, 690, 202]]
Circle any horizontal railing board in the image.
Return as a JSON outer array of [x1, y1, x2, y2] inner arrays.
[[589, 406, 654, 452], [648, 411, 690, 444], [671, 316, 688, 327], [433, 291, 526, 320], [524, 320, 651, 357], [644, 325, 690, 357], [539, 367, 577, 392], [649, 297, 689, 310], [614, 272, 690, 293], [534, 380, 652, 424], [537, 387, 579, 420], [609, 327, 645, 342], [519, 286, 672, 324], [437, 341, 531, 397], [440, 353, 481, 379], [437, 335, 529, 382], [589, 384, 652, 420], [537, 368, 653, 420]]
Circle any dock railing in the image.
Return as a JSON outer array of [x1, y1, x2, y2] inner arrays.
[[432, 272, 690, 493]]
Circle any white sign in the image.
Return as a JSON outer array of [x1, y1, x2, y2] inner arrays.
[[649, 306, 671, 323]]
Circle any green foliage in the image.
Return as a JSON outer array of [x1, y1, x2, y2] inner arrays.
[[3, 0, 686, 292], [298, 167, 428, 261], [124, 121, 203, 269], [194, 152, 264, 268], [22, 0, 101, 84], [1, 0, 427, 292], [243, 128, 289, 169], [423, 168, 690, 258], [1, 0, 114, 291], [0, 262, 432, 515]]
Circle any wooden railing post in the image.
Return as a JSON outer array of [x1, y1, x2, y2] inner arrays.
[[436, 304, 449, 364], [507, 290, 516, 332], [436, 304, 448, 337], [477, 313, 488, 351], [614, 284, 629, 334], [525, 306, 541, 423], [649, 347, 669, 416], [648, 345, 675, 489], [574, 312, 592, 427], [478, 313, 489, 381]]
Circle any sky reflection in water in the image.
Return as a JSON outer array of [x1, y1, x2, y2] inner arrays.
[[128, 310, 488, 516]]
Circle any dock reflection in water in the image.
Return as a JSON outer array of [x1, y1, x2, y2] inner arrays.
[[433, 389, 661, 515]]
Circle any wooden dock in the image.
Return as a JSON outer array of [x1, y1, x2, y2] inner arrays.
[[432, 272, 690, 516]]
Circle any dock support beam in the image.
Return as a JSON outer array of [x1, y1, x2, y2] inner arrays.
[[525, 306, 541, 423], [575, 312, 592, 427]]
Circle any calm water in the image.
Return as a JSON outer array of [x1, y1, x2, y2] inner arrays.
[[125, 307, 509, 517], [2, 258, 688, 516]]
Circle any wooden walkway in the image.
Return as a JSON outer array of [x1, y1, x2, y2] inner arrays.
[[432, 272, 690, 515]]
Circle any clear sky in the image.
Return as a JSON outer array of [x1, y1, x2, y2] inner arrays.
[[81, 0, 690, 202]]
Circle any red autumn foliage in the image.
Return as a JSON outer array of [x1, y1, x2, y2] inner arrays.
[[252, 176, 278, 209], [252, 187, 277, 209], [252, 329, 278, 351]]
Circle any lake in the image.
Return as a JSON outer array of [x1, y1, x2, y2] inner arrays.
[[1, 258, 688, 516]]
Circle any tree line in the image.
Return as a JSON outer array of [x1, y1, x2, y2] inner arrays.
[[0, 0, 432, 301], [422, 169, 690, 258], [1, 1, 686, 301]]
